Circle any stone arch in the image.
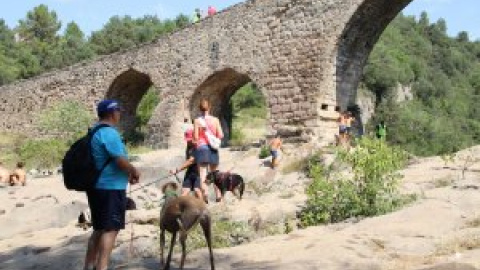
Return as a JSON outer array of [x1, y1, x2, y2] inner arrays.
[[106, 68, 153, 135], [188, 68, 267, 144], [336, 0, 413, 109]]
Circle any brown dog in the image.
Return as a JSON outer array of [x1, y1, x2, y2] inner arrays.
[[159, 181, 215, 270]]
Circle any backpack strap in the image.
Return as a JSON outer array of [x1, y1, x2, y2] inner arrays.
[[88, 123, 114, 176], [88, 123, 111, 136]]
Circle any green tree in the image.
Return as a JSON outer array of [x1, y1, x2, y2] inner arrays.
[[89, 14, 188, 55], [0, 20, 21, 84], [418, 11, 429, 29], [60, 22, 95, 66], [15, 5, 63, 74], [15, 45, 42, 78], [137, 87, 160, 127], [89, 16, 137, 55], [37, 101, 94, 142], [456, 31, 470, 43], [0, 53, 20, 85], [230, 83, 265, 111], [17, 4, 61, 43]]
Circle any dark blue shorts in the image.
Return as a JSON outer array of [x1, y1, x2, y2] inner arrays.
[[271, 150, 279, 158], [183, 173, 201, 190], [86, 189, 126, 231], [195, 145, 219, 165]]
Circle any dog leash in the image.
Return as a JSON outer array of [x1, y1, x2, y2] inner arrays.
[[128, 174, 173, 194], [128, 185, 135, 261], [173, 174, 181, 184]]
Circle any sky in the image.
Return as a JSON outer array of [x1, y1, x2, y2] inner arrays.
[[1, 0, 479, 40]]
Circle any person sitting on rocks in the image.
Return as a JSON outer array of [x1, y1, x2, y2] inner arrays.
[[0, 162, 10, 186], [9, 162, 26, 186]]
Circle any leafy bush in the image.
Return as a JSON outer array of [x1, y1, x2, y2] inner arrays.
[[37, 101, 93, 142], [230, 83, 265, 112], [229, 128, 247, 146], [19, 138, 67, 169], [258, 145, 270, 159], [299, 137, 412, 227], [164, 219, 250, 253], [175, 218, 282, 253], [0, 132, 26, 167]]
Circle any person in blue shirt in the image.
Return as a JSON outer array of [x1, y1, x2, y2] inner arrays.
[[83, 99, 140, 270]]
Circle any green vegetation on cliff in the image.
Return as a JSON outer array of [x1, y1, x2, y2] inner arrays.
[[363, 12, 480, 156]]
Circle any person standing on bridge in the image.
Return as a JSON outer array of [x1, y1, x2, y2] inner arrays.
[[192, 8, 201, 23], [193, 99, 223, 203], [208, 5, 217, 16]]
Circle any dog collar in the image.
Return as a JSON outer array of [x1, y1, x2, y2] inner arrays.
[[164, 190, 179, 199]]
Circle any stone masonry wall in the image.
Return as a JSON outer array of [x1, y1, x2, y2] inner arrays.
[[0, 0, 413, 149]]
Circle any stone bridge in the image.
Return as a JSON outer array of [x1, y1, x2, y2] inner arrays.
[[0, 0, 412, 148]]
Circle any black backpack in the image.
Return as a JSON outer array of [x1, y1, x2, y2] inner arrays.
[[62, 124, 112, 191]]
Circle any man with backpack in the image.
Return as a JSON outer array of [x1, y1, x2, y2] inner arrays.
[[83, 99, 140, 270]]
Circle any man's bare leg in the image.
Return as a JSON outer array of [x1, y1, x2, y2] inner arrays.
[[96, 230, 119, 270], [84, 230, 102, 270]]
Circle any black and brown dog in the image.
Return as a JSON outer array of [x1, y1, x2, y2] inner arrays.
[[206, 170, 245, 201]]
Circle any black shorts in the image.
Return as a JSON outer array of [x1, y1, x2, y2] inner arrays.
[[86, 189, 126, 231], [183, 173, 201, 190]]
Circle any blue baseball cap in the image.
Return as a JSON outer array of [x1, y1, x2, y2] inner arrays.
[[97, 99, 121, 116]]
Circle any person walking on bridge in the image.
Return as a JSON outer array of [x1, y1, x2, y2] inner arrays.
[[208, 5, 217, 16]]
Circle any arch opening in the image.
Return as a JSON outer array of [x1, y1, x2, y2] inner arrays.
[[334, 0, 413, 140], [189, 68, 268, 146], [337, 0, 480, 156], [336, 0, 413, 109], [106, 68, 154, 139]]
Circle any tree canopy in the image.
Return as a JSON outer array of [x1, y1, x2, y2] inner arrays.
[[0, 5, 188, 85]]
